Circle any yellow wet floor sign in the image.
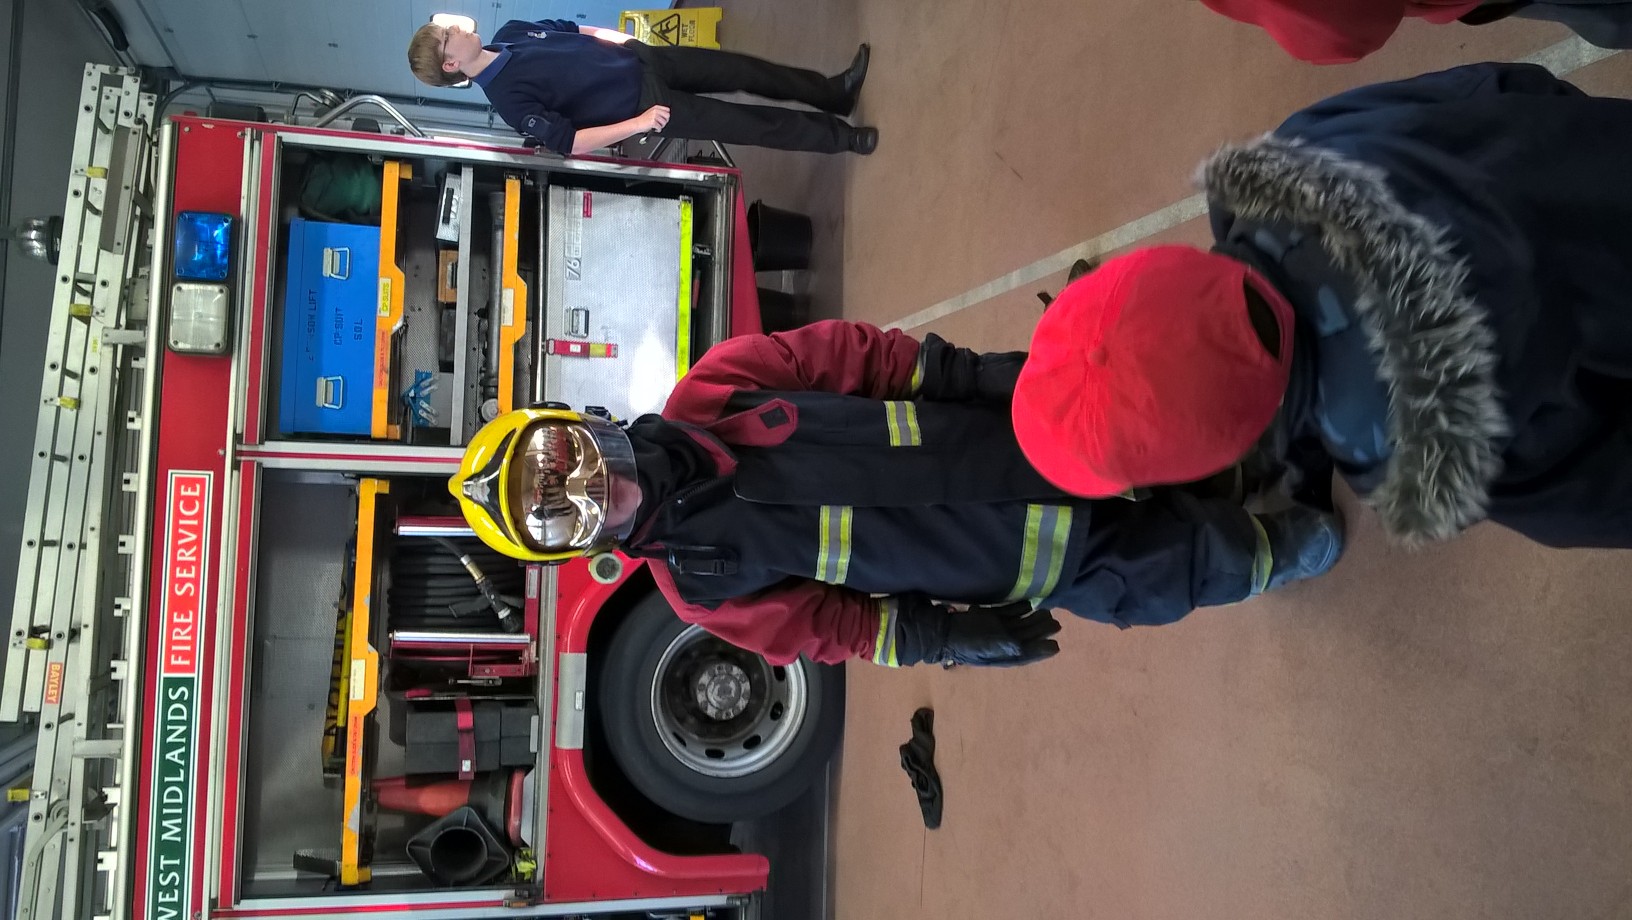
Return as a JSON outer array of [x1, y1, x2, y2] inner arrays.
[[619, 7, 722, 48]]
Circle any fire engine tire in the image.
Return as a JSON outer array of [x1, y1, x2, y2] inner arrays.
[[598, 592, 845, 824]]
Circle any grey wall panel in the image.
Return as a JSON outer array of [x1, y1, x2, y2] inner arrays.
[[109, 0, 635, 99]]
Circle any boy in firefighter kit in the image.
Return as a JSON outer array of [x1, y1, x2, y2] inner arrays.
[[450, 320, 1343, 670]]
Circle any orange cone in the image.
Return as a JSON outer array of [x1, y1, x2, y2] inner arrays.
[[375, 775, 480, 817], [374, 769, 528, 846]]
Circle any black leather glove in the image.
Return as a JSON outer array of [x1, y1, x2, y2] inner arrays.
[[894, 598, 1062, 668]]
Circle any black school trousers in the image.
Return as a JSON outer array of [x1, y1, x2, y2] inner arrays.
[[632, 45, 855, 154]]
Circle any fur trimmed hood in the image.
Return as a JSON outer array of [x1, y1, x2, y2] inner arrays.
[[1200, 135, 1509, 546]]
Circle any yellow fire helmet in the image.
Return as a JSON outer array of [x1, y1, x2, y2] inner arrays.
[[449, 407, 641, 563]]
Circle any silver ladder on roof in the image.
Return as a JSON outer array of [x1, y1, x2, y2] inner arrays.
[[2, 65, 162, 920]]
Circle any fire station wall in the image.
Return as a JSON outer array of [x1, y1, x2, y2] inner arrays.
[[0, 0, 120, 705]]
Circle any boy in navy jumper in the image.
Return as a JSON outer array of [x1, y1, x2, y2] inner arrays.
[[409, 19, 877, 156]]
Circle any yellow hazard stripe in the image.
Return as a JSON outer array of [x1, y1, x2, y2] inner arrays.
[[1006, 504, 1073, 601], [675, 197, 694, 376]]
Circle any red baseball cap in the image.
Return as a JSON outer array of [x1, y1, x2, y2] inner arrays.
[[1013, 245, 1295, 497]]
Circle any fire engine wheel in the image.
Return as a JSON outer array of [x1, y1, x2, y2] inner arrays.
[[599, 593, 845, 824]]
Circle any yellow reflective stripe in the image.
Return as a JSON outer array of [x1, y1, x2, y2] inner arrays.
[[884, 401, 922, 447], [816, 505, 854, 584], [1008, 506, 1045, 600], [1249, 514, 1272, 595], [1007, 504, 1073, 601], [874, 604, 890, 662], [816, 507, 834, 580], [872, 598, 901, 667], [1034, 506, 1073, 598], [909, 351, 925, 396], [834, 506, 854, 582]]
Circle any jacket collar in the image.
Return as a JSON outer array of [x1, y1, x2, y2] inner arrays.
[[625, 419, 734, 548], [1201, 135, 1509, 545], [470, 47, 512, 88]]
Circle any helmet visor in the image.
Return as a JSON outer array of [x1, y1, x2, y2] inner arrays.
[[499, 416, 638, 555]]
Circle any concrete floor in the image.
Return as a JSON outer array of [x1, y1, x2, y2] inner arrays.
[[701, 2, 1632, 918]]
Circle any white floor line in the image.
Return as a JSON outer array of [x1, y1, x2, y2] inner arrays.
[[889, 36, 1620, 332]]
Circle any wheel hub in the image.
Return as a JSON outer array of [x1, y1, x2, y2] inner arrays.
[[651, 625, 810, 779], [694, 661, 752, 720]]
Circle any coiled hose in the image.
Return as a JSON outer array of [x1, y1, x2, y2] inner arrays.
[[387, 537, 525, 633]]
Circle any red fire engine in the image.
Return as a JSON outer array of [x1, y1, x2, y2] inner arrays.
[[5, 64, 842, 920]]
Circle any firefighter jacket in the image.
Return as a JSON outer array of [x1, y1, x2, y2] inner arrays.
[[627, 321, 1260, 666]]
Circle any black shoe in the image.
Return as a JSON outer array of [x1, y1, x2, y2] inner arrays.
[[1038, 259, 1098, 309], [848, 126, 878, 156], [1253, 506, 1344, 594], [834, 43, 870, 116]]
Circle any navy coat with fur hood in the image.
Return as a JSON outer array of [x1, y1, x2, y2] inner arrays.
[[1203, 62, 1632, 549]]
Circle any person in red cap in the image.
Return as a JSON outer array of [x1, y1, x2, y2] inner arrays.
[[1197, 1, 1632, 65], [1015, 61, 1632, 549]]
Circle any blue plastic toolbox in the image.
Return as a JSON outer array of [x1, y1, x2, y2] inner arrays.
[[278, 218, 381, 436]]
